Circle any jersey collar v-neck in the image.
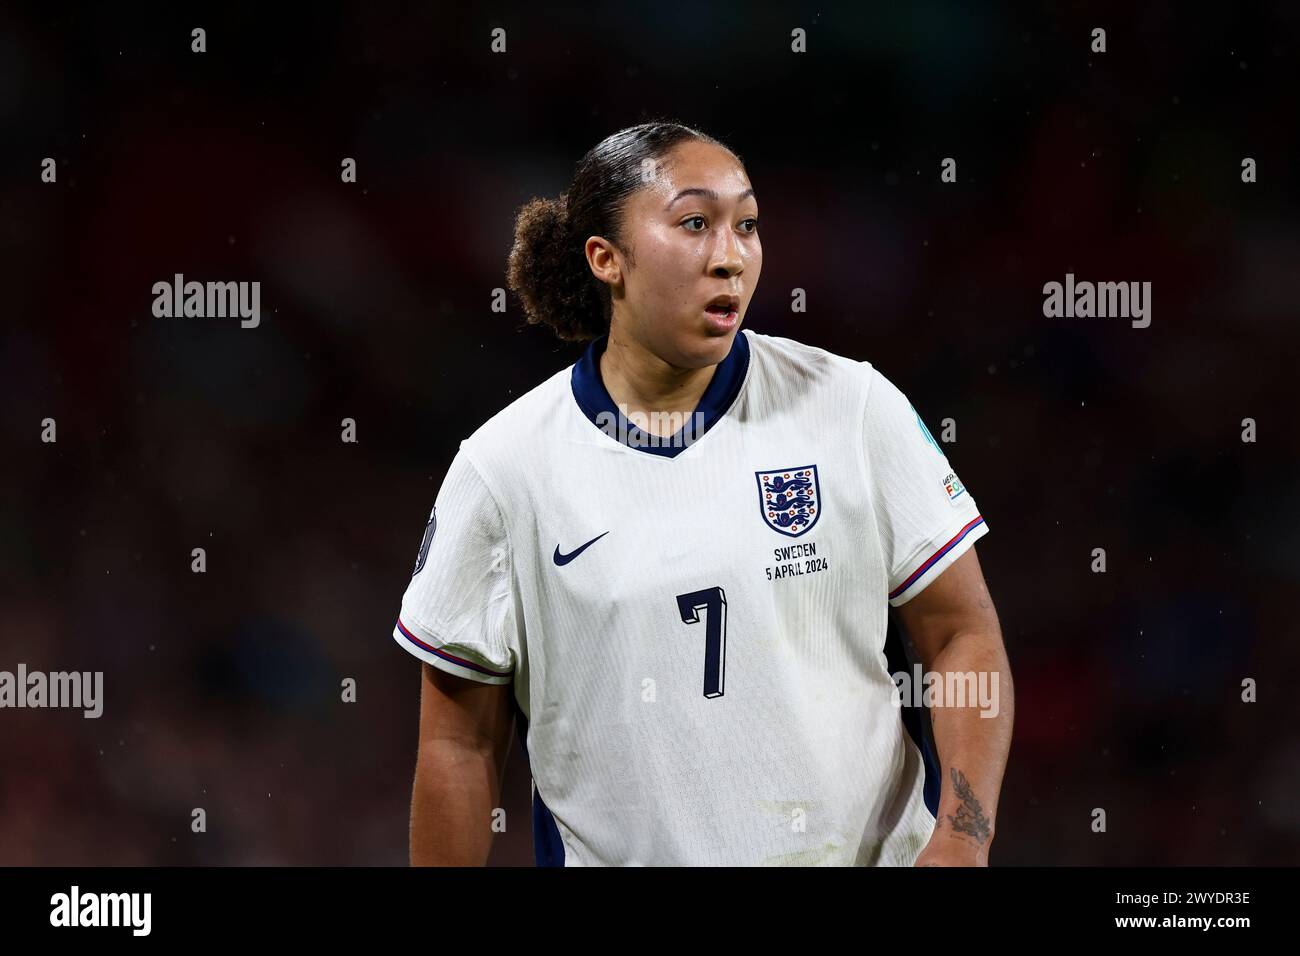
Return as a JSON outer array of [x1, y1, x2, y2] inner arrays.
[[569, 329, 751, 458]]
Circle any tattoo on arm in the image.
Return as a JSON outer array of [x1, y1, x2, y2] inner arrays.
[[946, 768, 992, 845]]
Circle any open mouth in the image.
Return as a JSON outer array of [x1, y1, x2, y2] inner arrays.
[[704, 304, 739, 328], [704, 295, 741, 323]]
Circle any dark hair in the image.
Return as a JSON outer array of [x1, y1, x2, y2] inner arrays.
[[506, 120, 741, 342]]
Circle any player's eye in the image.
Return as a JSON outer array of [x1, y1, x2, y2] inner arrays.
[[682, 216, 758, 234]]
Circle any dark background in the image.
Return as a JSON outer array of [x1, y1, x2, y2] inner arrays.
[[1, 2, 1296, 865]]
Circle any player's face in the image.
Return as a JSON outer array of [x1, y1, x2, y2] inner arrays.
[[613, 140, 761, 368]]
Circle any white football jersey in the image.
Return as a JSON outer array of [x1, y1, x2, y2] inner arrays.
[[392, 328, 988, 866]]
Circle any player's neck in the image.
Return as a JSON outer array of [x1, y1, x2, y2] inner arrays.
[[599, 327, 718, 438]]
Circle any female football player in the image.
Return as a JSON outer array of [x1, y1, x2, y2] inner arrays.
[[393, 121, 1012, 866]]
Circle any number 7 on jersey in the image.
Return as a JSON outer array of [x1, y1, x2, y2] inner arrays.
[[675, 586, 728, 699]]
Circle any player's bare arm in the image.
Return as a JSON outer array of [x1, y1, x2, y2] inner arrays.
[[895, 545, 1012, 867], [410, 663, 515, 866]]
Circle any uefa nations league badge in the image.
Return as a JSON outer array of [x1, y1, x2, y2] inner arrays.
[[412, 506, 437, 575], [755, 465, 821, 537]]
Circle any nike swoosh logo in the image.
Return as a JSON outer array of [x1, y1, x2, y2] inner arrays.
[[553, 531, 610, 566]]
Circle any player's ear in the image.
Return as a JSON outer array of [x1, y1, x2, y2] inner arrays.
[[585, 236, 621, 287]]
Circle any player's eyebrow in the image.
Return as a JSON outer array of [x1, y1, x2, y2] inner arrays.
[[665, 187, 755, 209]]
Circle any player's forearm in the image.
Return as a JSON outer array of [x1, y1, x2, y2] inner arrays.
[[410, 739, 501, 866], [924, 629, 1014, 860]]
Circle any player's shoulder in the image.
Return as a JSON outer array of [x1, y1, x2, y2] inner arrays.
[[743, 327, 873, 375], [741, 327, 875, 405]]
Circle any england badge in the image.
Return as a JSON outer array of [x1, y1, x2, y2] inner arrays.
[[755, 465, 821, 537]]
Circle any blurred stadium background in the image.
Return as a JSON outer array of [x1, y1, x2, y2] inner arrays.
[[1, 3, 1296, 864]]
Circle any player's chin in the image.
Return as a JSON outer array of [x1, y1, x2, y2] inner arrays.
[[682, 331, 736, 369], [663, 313, 740, 369]]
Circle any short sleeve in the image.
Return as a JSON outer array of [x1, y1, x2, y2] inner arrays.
[[390, 446, 518, 684], [863, 367, 989, 607]]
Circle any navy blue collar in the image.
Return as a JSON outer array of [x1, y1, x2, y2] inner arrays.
[[570, 330, 750, 457]]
